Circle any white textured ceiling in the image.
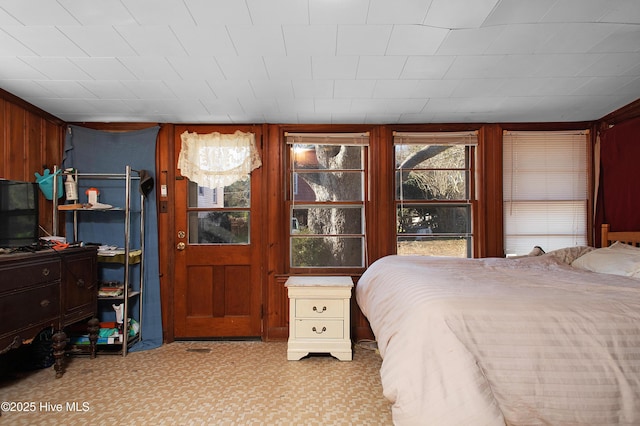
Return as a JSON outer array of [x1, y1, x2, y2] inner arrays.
[[0, 0, 639, 124]]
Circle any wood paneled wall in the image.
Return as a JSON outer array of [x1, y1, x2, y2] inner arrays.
[[0, 89, 64, 236], [3, 88, 640, 343]]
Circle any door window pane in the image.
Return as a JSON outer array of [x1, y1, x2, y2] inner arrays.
[[188, 179, 249, 208], [187, 177, 251, 245], [188, 211, 249, 244]]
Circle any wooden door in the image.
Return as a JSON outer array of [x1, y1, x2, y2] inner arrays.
[[173, 125, 263, 338]]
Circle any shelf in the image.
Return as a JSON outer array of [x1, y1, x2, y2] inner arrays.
[[58, 203, 121, 211], [67, 331, 140, 356], [69, 333, 123, 346], [97, 249, 142, 264], [98, 290, 140, 300], [53, 165, 145, 357]]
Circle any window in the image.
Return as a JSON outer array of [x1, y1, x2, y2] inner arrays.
[[187, 179, 250, 244], [503, 130, 588, 256], [286, 133, 369, 268], [178, 130, 260, 245], [394, 131, 477, 258]]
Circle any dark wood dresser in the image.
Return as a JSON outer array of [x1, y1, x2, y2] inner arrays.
[[0, 246, 98, 378]]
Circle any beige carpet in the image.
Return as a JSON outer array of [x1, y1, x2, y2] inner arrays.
[[1, 341, 392, 425]]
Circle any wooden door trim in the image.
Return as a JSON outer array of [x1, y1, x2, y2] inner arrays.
[[172, 124, 264, 339]]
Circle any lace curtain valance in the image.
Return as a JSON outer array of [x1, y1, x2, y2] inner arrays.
[[178, 130, 262, 189]]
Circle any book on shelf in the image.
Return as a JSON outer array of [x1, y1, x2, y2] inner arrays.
[[97, 248, 142, 264], [98, 286, 123, 297]]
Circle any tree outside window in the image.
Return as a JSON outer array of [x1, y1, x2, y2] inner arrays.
[[394, 132, 477, 258], [287, 133, 368, 268]]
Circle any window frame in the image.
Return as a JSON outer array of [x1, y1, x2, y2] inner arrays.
[[393, 131, 478, 258], [285, 132, 370, 271], [502, 130, 589, 256]]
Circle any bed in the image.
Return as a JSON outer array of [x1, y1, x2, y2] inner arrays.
[[356, 225, 640, 425]]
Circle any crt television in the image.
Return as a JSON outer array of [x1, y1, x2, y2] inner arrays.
[[0, 179, 39, 248]]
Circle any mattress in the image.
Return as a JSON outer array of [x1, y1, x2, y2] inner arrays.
[[356, 254, 640, 425]]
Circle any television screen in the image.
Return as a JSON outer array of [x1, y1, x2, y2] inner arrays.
[[0, 180, 39, 248]]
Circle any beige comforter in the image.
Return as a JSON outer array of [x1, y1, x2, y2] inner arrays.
[[356, 254, 640, 425]]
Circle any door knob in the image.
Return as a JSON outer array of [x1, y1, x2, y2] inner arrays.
[[177, 242, 186, 250]]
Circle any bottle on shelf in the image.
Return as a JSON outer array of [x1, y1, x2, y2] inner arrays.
[[64, 168, 78, 201]]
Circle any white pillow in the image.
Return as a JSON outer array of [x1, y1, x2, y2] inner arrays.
[[608, 240, 640, 252], [571, 242, 640, 277]]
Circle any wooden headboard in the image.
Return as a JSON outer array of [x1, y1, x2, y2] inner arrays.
[[601, 224, 640, 248]]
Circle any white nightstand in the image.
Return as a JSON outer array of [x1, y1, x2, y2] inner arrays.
[[285, 276, 353, 361]]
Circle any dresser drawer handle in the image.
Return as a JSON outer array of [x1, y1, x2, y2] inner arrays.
[[312, 326, 327, 334], [42, 267, 50, 277], [313, 306, 327, 313], [40, 299, 50, 308]]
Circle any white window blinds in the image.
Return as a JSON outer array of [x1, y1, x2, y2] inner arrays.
[[503, 130, 588, 255]]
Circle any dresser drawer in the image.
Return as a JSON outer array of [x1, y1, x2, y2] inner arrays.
[[0, 259, 60, 293], [0, 283, 60, 335], [294, 319, 344, 339], [295, 298, 343, 318]]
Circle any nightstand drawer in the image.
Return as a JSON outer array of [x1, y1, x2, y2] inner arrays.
[[295, 319, 344, 339], [295, 298, 343, 318]]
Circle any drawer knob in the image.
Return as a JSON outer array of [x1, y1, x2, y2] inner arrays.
[[76, 278, 85, 287], [42, 267, 50, 277], [313, 306, 327, 313], [40, 299, 50, 308], [312, 326, 327, 334]]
